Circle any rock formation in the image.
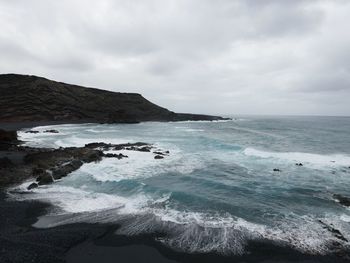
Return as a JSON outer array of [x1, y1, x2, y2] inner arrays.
[[0, 74, 229, 124]]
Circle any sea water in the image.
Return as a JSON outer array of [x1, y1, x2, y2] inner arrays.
[[11, 116, 350, 255]]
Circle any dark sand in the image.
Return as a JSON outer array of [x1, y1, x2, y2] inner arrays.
[[2, 190, 349, 263]]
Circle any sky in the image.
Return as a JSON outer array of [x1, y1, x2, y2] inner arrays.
[[0, 0, 350, 116]]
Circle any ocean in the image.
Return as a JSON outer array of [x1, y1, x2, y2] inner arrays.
[[11, 116, 350, 256]]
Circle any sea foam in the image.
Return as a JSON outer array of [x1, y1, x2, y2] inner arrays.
[[244, 148, 350, 168]]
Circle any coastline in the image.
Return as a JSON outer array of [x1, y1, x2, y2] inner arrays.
[[1, 122, 350, 263], [3, 191, 349, 263], [1, 190, 348, 263]]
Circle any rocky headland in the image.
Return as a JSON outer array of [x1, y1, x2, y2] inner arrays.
[[0, 74, 229, 125]]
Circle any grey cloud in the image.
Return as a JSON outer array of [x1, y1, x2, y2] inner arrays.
[[0, 0, 350, 115]]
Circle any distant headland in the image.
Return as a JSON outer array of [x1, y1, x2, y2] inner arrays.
[[0, 74, 229, 126]]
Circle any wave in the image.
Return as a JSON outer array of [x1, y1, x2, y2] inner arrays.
[[230, 126, 283, 138], [10, 121, 350, 256], [243, 148, 350, 168], [170, 119, 233, 123], [10, 181, 350, 256]]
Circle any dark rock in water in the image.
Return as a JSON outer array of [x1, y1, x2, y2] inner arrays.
[[52, 159, 84, 180], [37, 173, 54, 185], [81, 151, 103, 163], [273, 168, 281, 172], [0, 140, 155, 188], [138, 146, 151, 152], [0, 157, 13, 168], [27, 182, 38, 190], [85, 142, 152, 153], [122, 143, 153, 152], [85, 142, 112, 150], [103, 153, 116, 158], [113, 142, 150, 151], [43, 129, 59, 133], [70, 159, 84, 169], [25, 130, 39, 134], [103, 153, 128, 159], [52, 169, 66, 180], [295, 163, 303, 166], [154, 155, 164, 159], [0, 141, 127, 188], [318, 220, 348, 242], [0, 74, 227, 123], [153, 151, 166, 156], [333, 194, 350, 207]]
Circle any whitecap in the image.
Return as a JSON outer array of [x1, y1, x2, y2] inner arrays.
[[243, 148, 350, 168]]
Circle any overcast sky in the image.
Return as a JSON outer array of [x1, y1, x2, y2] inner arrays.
[[1, 0, 350, 116]]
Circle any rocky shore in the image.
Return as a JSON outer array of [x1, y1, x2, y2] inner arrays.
[[0, 127, 170, 190]]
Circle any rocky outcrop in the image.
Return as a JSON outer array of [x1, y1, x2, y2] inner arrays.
[[333, 194, 350, 207], [0, 74, 229, 124], [318, 220, 348, 242], [0, 139, 170, 189], [43, 129, 59, 133]]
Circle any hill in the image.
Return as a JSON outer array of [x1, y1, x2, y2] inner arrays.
[[0, 74, 227, 124]]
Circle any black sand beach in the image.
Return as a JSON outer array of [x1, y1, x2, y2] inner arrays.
[[2, 190, 349, 263]]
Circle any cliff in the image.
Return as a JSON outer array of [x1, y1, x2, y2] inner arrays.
[[0, 74, 227, 124]]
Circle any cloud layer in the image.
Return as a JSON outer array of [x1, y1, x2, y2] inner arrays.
[[1, 0, 349, 115]]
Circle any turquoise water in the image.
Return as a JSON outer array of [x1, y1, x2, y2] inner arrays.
[[13, 116, 350, 255]]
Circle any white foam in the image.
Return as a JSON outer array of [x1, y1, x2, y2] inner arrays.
[[80, 149, 165, 182], [170, 119, 232, 123], [10, 180, 350, 255], [184, 129, 205, 132], [116, 207, 349, 255], [244, 148, 350, 168], [340, 214, 350, 222], [77, 146, 204, 183], [12, 185, 127, 213]]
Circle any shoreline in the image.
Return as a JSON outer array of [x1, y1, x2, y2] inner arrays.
[[1, 121, 350, 262], [3, 191, 349, 263]]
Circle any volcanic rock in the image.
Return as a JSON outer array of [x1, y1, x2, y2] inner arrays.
[[43, 129, 59, 133], [25, 130, 39, 134], [0, 74, 228, 124], [37, 173, 54, 185], [27, 182, 38, 190], [333, 194, 350, 207]]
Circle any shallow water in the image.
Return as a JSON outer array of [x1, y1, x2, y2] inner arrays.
[[11, 116, 350, 255]]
